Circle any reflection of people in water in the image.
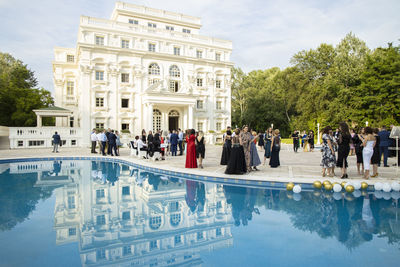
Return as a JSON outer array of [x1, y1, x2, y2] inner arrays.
[[320, 195, 334, 236], [224, 185, 259, 226], [185, 180, 206, 213], [359, 194, 375, 241], [335, 198, 350, 243], [52, 161, 62, 176], [90, 161, 121, 185]]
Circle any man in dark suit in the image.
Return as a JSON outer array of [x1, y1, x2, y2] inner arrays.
[[108, 130, 118, 156], [106, 128, 112, 155], [378, 126, 390, 167], [170, 130, 179, 156]]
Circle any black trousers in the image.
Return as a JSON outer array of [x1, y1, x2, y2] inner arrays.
[[178, 140, 183, 155], [91, 141, 97, 153], [101, 142, 107, 155]]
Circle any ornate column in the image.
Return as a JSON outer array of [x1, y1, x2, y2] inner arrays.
[[79, 64, 93, 147], [37, 115, 42, 127], [148, 103, 153, 131], [188, 104, 194, 129]]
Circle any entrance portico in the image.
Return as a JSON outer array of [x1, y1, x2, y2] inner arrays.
[[142, 95, 195, 133]]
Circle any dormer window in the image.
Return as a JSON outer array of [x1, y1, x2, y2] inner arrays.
[[148, 22, 157, 28], [129, 19, 138, 25], [95, 36, 104, 46], [67, 55, 74, 62], [166, 25, 174, 31], [182, 28, 191, 34]]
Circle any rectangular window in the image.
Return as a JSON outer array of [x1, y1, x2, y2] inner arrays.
[[196, 78, 203, 87], [216, 227, 222, 236], [67, 55, 74, 62], [216, 122, 222, 131], [28, 140, 45, 146], [67, 81, 74, 95], [123, 246, 132, 256], [96, 215, 106, 225], [96, 249, 106, 260], [196, 50, 203, 58], [95, 36, 104, 46], [216, 80, 221, 89], [68, 228, 76, 236], [121, 39, 129, 48], [71, 140, 76, 146], [197, 122, 203, 131], [174, 235, 182, 245], [173, 47, 180, 56], [148, 22, 157, 28], [148, 43, 156, 52], [70, 116, 74, 127], [150, 240, 158, 250], [121, 123, 129, 130], [96, 97, 104, 107], [121, 98, 129, 108], [182, 28, 191, 34], [122, 211, 130, 220], [217, 201, 222, 208], [197, 232, 203, 240], [169, 80, 179, 92], [149, 78, 159, 85], [216, 101, 222, 110], [128, 19, 138, 25], [18, 140, 23, 147], [68, 196, 75, 209], [122, 186, 130, 195], [216, 53, 221, 61], [196, 100, 203, 109], [166, 25, 174, 31], [121, 73, 129, 83], [95, 71, 104, 81], [96, 189, 105, 198], [169, 202, 179, 212], [96, 123, 104, 129]]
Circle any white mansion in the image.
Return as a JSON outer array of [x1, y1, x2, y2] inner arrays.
[[53, 1, 232, 147]]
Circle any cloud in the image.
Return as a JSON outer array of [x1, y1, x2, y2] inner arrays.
[[0, 0, 399, 93]]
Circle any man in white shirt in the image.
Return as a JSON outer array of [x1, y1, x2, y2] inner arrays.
[[91, 129, 98, 153], [98, 130, 108, 156]]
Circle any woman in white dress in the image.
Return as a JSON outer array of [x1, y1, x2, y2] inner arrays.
[[361, 127, 376, 179]]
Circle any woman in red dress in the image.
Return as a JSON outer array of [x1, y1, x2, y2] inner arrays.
[[185, 129, 198, 168]]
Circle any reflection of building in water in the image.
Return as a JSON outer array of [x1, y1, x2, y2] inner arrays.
[[51, 161, 232, 266]]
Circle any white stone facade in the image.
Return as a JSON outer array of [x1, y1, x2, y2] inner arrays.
[[53, 2, 233, 147]]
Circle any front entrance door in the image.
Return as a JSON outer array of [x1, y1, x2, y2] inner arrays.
[[168, 110, 180, 131], [169, 117, 178, 131]]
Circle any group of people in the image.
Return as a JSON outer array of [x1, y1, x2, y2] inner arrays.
[[90, 128, 122, 156], [130, 128, 206, 168], [221, 126, 281, 174], [290, 130, 315, 152], [320, 123, 393, 179]]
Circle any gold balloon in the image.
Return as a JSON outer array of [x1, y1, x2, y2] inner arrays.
[[361, 182, 368, 190], [286, 182, 294, 191], [341, 181, 347, 188], [345, 185, 355, 193], [323, 180, 331, 185], [313, 181, 322, 189], [324, 183, 333, 191]]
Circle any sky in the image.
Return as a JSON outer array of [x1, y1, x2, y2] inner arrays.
[[0, 0, 399, 94]]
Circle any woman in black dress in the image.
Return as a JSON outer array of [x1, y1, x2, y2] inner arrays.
[[147, 130, 154, 156], [371, 128, 380, 177], [141, 129, 147, 143], [264, 128, 273, 164], [353, 127, 364, 175], [308, 130, 315, 152], [225, 128, 247, 174], [220, 130, 232, 165], [336, 122, 351, 179], [258, 132, 264, 151], [269, 129, 281, 168], [196, 131, 206, 168]]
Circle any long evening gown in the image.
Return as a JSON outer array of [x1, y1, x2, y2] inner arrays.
[[225, 136, 247, 174], [185, 134, 198, 168], [269, 136, 281, 168], [220, 136, 232, 165]]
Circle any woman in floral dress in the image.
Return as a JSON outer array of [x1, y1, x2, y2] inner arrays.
[[321, 126, 336, 177]]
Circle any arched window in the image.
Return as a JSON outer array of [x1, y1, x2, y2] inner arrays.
[[168, 110, 179, 117], [148, 63, 160, 75], [169, 65, 180, 77], [149, 216, 162, 230], [153, 109, 162, 132], [170, 213, 181, 227]]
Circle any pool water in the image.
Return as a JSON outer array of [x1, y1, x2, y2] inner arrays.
[[0, 160, 399, 267]]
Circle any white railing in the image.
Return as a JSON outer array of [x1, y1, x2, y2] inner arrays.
[[9, 127, 82, 149]]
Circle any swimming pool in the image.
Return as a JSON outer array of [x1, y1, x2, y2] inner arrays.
[[0, 159, 399, 267]]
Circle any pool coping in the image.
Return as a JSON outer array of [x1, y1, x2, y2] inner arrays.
[[0, 155, 385, 192]]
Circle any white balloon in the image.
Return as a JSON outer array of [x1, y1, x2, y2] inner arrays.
[[383, 192, 391, 200], [353, 190, 361, 198], [333, 192, 343, 200], [293, 193, 302, 201], [333, 184, 342, 192], [374, 182, 383, 191], [374, 191, 383, 199], [391, 191, 400, 200], [353, 181, 361, 190], [391, 182, 400, 192], [293, 185, 302, 194], [383, 183, 391, 193]]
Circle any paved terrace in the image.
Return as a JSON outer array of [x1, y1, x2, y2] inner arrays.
[[1, 144, 398, 185]]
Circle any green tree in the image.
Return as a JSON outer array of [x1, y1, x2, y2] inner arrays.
[[0, 52, 54, 126]]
